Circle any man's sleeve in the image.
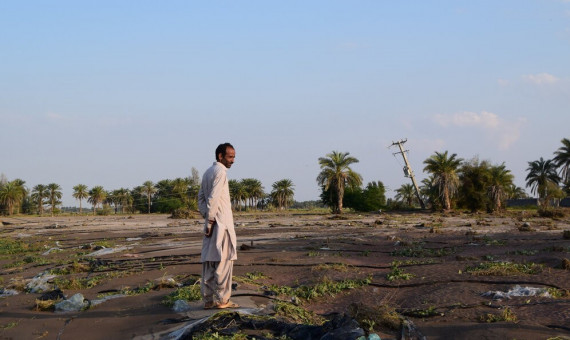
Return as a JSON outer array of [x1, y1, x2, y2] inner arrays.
[[198, 185, 207, 218], [206, 169, 225, 222]]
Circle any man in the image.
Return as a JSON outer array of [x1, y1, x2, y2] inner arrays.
[[198, 142, 239, 309]]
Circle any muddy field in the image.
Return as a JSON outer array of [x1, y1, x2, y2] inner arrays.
[[0, 211, 569, 340]]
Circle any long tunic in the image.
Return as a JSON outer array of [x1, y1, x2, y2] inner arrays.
[[198, 161, 237, 262]]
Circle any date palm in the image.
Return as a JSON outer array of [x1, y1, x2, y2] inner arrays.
[[423, 151, 463, 210], [525, 157, 560, 207], [242, 178, 264, 210], [141, 180, 156, 214], [73, 184, 89, 214], [46, 183, 62, 216], [553, 138, 570, 186], [88, 186, 106, 215], [113, 188, 132, 213], [506, 184, 527, 199], [395, 183, 416, 207], [0, 180, 25, 215], [10, 179, 27, 214], [229, 179, 247, 211], [271, 179, 295, 209], [487, 163, 514, 211], [317, 151, 362, 214], [31, 184, 48, 215]]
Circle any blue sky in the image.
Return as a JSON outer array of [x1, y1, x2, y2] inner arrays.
[[1, 1, 569, 206]]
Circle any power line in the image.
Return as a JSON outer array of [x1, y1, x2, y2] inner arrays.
[[389, 138, 425, 209]]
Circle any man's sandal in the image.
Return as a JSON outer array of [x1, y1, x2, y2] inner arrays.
[[215, 301, 239, 309]]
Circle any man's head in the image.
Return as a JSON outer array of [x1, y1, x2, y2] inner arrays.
[[215, 143, 235, 168]]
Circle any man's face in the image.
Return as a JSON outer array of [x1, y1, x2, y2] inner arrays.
[[218, 147, 235, 168]]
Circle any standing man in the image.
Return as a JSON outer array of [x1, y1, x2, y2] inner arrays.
[[198, 143, 239, 309]]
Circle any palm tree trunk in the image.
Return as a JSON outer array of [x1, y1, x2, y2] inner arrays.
[[337, 190, 344, 214], [443, 189, 451, 210]]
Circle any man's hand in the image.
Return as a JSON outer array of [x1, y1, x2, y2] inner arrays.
[[205, 220, 215, 237]]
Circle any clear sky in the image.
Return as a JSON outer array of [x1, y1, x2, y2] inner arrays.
[[1, 1, 569, 206]]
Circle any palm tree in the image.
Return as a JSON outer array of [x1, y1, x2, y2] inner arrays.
[[553, 138, 570, 187], [88, 186, 107, 215], [0, 180, 25, 215], [141, 180, 156, 214], [172, 177, 190, 204], [525, 157, 560, 207], [271, 179, 295, 209], [113, 188, 132, 213], [506, 184, 528, 199], [317, 151, 362, 214], [395, 183, 416, 207], [73, 184, 89, 214], [423, 151, 463, 210], [487, 163, 514, 211], [31, 184, 48, 215], [229, 179, 247, 211], [419, 176, 439, 210], [10, 179, 27, 214], [242, 178, 264, 210], [104, 190, 117, 213], [46, 183, 62, 216]]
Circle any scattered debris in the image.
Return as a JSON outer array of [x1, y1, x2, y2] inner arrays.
[[179, 312, 365, 340], [172, 300, 191, 312], [400, 319, 426, 340], [240, 243, 255, 250], [42, 247, 62, 255], [482, 285, 551, 300], [518, 222, 533, 232], [38, 289, 65, 301], [87, 246, 132, 257], [0, 288, 19, 297], [26, 271, 57, 293], [55, 293, 89, 312], [46, 223, 67, 229], [91, 294, 127, 307], [126, 237, 143, 241]]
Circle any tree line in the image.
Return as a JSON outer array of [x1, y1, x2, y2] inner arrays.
[[1, 137, 568, 215], [0, 167, 296, 216], [316, 137, 569, 213]]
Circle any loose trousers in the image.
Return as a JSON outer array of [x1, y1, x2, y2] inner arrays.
[[201, 230, 234, 304]]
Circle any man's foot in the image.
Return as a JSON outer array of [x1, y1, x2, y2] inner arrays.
[[214, 301, 239, 309]]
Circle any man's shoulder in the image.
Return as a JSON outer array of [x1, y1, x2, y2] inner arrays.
[[204, 163, 225, 178]]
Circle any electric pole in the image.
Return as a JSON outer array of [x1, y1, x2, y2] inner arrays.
[[390, 139, 426, 209]]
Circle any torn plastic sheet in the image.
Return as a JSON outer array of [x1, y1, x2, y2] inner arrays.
[[55, 293, 89, 312], [42, 247, 62, 255], [26, 271, 57, 293], [87, 246, 132, 256], [482, 285, 551, 300], [0, 288, 19, 297], [164, 308, 262, 340]]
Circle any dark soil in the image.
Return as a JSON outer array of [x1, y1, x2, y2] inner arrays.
[[0, 211, 569, 340]]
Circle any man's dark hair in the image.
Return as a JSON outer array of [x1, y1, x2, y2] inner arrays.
[[215, 143, 234, 161]]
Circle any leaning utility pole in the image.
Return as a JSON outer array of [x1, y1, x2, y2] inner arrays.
[[390, 139, 426, 209]]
